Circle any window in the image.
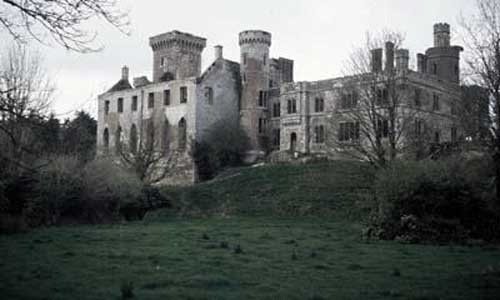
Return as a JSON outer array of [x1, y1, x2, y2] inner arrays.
[[376, 119, 389, 138], [315, 97, 324, 112], [205, 87, 214, 105], [415, 119, 424, 136], [243, 73, 246, 83], [273, 102, 281, 117], [341, 91, 357, 109], [180, 87, 188, 103], [269, 80, 274, 88], [163, 90, 171, 106], [376, 88, 389, 106], [243, 53, 247, 65], [117, 98, 123, 113], [258, 90, 268, 107], [115, 126, 122, 154], [258, 118, 267, 134], [130, 124, 137, 154], [314, 125, 325, 144], [103, 128, 109, 151], [160, 57, 167, 68], [273, 129, 280, 147], [178, 118, 187, 150], [434, 131, 440, 144], [163, 119, 170, 153], [414, 88, 422, 107], [132, 96, 138, 111], [451, 127, 457, 143], [338, 122, 360, 142], [263, 55, 267, 66], [432, 63, 438, 75], [287, 99, 297, 114], [148, 92, 155, 108], [433, 94, 440, 111], [104, 100, 110, 115]]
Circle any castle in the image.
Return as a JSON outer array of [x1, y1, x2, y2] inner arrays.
[[97, 23, 462, 184]]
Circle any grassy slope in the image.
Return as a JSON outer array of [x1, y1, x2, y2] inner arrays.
[[1, 218, 500, 300], [163, 161, 375, 219], [1, 162, 500, 299]]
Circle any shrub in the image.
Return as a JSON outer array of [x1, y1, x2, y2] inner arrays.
[[0, 214, 28, 235], [368, 156, 500, 243], [25, 156, 84, 226]]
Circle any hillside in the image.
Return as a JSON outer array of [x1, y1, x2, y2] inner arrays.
[[160, 161, 375, 219]]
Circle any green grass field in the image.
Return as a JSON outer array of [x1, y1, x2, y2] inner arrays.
[[1, 218, 500, 300], [1, 162, 500, 299]]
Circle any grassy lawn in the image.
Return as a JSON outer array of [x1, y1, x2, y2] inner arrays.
[[1, 217, 500, 300]]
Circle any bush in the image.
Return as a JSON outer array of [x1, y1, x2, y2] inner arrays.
[[193, 120, 249, 181], [367, 156, 500, 243], [0, 214, 28, 234]]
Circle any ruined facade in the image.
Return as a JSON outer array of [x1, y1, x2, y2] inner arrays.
[[97, 23, 462, 184]]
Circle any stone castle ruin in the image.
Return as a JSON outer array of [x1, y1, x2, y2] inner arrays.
[[97, 23, 462, 184]]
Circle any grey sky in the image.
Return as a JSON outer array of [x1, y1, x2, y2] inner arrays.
[[15, 0, 476, 118]]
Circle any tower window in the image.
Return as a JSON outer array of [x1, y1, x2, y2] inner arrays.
[[148, 92, 155, 108], [160, 57, 167, 67], [287, 99, 297, 114], [117, 98, 123, 113], [205, 87, 214, 105], [243, 53, 247, 65], [164, 90, 170, 106], [433, 63, 438, 75], [104, 100, 110, 115], [132, 96, 138, 111], [180, 87, 188, 103]]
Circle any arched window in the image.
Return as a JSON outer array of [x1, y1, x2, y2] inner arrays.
[[290, 132, 297, 153], [178, 118, 187, 151], [103, 128, 109, 153], [163, 119, 170, 153], [115, 126, 122, 154], [130, 124, 137, 154]]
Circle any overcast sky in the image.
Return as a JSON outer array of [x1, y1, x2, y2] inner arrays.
[[5, 0, 476, 119]]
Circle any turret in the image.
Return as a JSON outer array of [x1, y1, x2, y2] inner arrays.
[[239, 30, 272, 153], [425, 23, 463, 83], [149, 30, 206, 82]]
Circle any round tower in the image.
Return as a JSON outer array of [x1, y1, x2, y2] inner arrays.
[[426, 23, 463, 83], [239, 30, 272, 153], [149, 30, 206, 82]]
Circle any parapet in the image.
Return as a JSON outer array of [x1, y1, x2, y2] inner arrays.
[[239, 30, 272, 46], [149, 30, 206, 52]]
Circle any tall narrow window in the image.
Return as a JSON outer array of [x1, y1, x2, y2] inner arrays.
[[263, 55, 267, 66], [148, 92, 155, 108], [287, 99, 297, 114], [178, 118, 187, 150], [163, 119, 170, 153], [243, 53, 247, 65], [103, 128, 109, 151], [314, 125, 325, 143], [377, 119, 389, 138], [258, 118, 266, 134], [315, 97, 324, 112], [433, 94, 440, 111], [163, 90, 171, 106], [131, 96, 138, 111], [105, 100, 110, 115], [433, 63, 438, 75], [115, 126, 122, 154], [273, 102, 281, 117], [117, 98, 123, 113], [414, 88, 422, 107], [180, 87, 188, 103], [205, 87, 214, 105], [130, 124, 137, 154], [273, 128, 280, 147]]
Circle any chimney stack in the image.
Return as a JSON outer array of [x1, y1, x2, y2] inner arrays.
[[417, 54, 427, 73], [371, 48, 383, 73], [434, 23, 451, 47], [214, 45, 223, 60], [385, 42, 395, 72], [395, 49, 409, 71], [121, 66, 129, 81]]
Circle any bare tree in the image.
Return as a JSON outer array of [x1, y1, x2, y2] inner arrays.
[[327, 31, 417, 167], [0, 44, 55, 174], [0, 0, 129, 53], [459, 0, 500, 204]]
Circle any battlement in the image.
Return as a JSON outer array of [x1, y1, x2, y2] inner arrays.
[[434, 23, 450, 34], [239, 30, 272, 46], [149, 30, 206, 52], [433, 23, 451, 48]]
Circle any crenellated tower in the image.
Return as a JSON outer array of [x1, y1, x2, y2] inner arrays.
[[149, 30, 206, 82], [239, 30, 272, 153], [425, 23, 463, 83]]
